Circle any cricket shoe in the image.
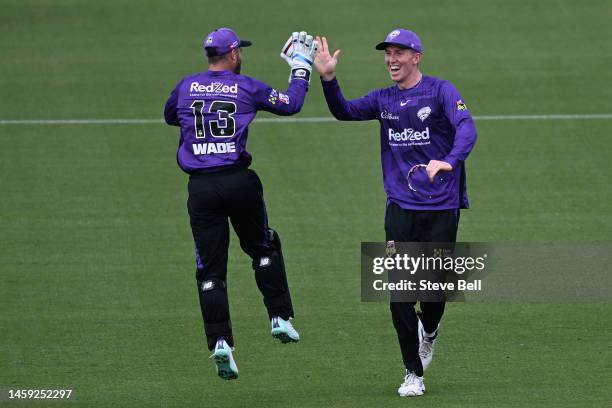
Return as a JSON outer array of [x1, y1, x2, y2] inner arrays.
[[398, 370, 425, 397], [418, 317, 439, 371], [270, 316, 300, 343], [210, 338, 238, 380]]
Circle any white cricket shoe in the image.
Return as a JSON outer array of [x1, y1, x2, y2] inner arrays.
[[398, 370, 425, 397], [210, 338, 238, 380], [271, 316, 300, 343], [418, 318, 438, 370]]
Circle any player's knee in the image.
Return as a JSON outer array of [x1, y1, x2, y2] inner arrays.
[[198, 278, 226, 293], [252, 252, 279, 272], [244, 228, 284, 262], [267, 228, 282, 252]]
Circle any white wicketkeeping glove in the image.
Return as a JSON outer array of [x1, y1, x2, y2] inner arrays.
[[280, 31, 318, 83]]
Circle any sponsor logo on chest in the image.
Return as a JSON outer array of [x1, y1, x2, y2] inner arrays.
[[380, 110, 399, 120], [190, 82, 238, 94], [388, 127, 431, 147]]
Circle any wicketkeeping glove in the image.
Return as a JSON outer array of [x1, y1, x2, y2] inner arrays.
[[280, 31, 318, 83]]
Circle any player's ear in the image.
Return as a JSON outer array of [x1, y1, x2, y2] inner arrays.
[[413, 52, 422, 65]]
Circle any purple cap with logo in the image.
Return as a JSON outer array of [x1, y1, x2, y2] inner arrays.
[[204, 28, 252, 56], [375, 29, 422, 53]]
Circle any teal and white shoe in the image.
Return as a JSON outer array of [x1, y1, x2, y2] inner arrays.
[[418, 317, 438, 371], [271, 316, 300, 343], [210, 338, 238, 380]]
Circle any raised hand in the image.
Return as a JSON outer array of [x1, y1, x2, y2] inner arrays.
[[314, 36, 340, 81], [280, 31, 318, 83]]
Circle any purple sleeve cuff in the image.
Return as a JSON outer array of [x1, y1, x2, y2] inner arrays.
[[443, 154, 460, 169]]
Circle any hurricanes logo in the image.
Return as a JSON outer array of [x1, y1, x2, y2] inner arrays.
[[417, 106, 431, 122], [456, 99, 467, 111], [206, 36, 213, 45], [389, 30, 400, 38], [268, 89, 278, 104]]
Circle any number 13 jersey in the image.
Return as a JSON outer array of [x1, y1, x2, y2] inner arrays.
[[164, 70, 308, 173]]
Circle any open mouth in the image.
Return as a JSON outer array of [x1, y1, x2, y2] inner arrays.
[[389, 65, 401, 74]]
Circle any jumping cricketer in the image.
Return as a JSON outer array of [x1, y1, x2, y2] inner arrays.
[[164, 28, 317, 380]]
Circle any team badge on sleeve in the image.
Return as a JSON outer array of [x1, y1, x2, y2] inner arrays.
[[279, 93, 290, 104], [268, 89, 278, 105], [456, 99, 467, 111]]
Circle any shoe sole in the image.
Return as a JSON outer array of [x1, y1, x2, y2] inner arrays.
[[214, 351, 238, 380], [271, 329, 299, 344], [399, 390, 425, 397]]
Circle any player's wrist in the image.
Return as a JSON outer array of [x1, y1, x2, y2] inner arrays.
[[320, 73, 336, 82], [290, 66, 311, 82], [441, 156, 458, 169]]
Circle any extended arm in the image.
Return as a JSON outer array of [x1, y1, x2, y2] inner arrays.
[[252, 31, 318, 116], [252, 78, 309, 116], [315, 36, 377, 121], [320, 77, 378, 121]]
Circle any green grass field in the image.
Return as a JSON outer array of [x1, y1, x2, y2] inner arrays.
[[1, 0, 611, 406]]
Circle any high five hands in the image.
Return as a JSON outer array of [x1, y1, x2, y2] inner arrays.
[[314, 36, 340, 81]]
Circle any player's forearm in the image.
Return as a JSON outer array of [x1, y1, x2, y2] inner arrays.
[[443, 119, 477, 168], [320, 77, 362, 121], [267, 79, 309, 116], [284, 79, 309, 115]]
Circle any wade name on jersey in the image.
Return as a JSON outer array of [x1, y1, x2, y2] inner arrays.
[[192, 142, 237, 155]]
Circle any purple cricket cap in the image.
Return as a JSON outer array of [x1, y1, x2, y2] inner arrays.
[[375, 28, 422, 53], [407, 164, 448, 200], [204, 27, 252, 56]]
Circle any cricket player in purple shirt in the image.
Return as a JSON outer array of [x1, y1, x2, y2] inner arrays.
[[164, 28, 317, 380], [314, 29, 477, 397]]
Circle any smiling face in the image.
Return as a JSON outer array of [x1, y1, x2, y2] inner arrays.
[[384, 45, 421, 86]]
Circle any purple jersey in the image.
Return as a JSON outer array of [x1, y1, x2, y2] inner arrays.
[[321, 76, 477, 210], [165, 70, 308, 173]]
